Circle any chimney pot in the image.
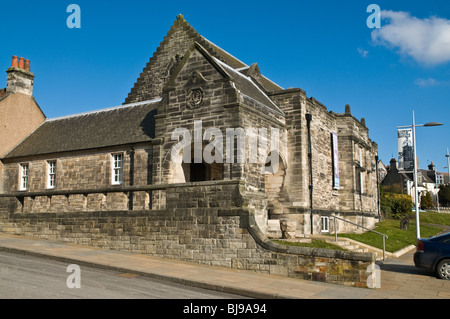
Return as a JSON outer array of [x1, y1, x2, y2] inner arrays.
[[18, 57, 25, 69], [11, 56, 19, 68], [6, 56, 34, 96]]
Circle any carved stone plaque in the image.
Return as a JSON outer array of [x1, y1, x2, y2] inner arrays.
[[186, 88, 203, 109]]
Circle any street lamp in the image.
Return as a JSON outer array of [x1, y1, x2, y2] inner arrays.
[[446, 148, 450, 183], [398, 111, 443, 243]]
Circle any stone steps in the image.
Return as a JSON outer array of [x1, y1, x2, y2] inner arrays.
[[310, 235, 385, 260]]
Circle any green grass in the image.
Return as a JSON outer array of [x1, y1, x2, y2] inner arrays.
[[271, 212, 450, 253], [418, 211, 450, 226], [272, 239, 346, 251], [337, 212, 450, 253]]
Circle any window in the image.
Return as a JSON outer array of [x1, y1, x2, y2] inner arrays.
[[47, 161, 56, 189], [19, 164, 29, 191], [331, 132, 339, 189], [321, 216, 329, 233], [436, 173, 444, 185], [112, 153, 123, 185]]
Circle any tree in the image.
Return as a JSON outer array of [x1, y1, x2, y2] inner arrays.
[[420, 192, 433, 209], [439, 184, 450, 207]]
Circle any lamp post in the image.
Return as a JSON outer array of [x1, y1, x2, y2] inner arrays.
[[398, 111, 443, 242], [446, 148, 450, 184], [435, 169, 440, 213]]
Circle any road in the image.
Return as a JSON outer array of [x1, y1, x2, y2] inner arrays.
[[0, 251, 247, 299]]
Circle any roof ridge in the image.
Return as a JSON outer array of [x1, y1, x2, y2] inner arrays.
[[174, 14, 247, 69], [46, 98, 161, 122]]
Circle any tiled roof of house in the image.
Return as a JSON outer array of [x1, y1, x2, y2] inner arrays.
[[3, 99, 160, 159]]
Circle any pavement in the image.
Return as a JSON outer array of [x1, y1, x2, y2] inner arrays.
[[0, 233, 449, 299]]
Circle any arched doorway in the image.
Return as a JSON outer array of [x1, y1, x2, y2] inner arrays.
[[183, 161, 222, 182], [181, 142, 223, 182]]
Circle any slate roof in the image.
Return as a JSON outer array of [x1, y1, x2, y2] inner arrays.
[[399, 169, 437, 184], [212, 57, 283, 114], [172, 15, 283, 93], [3, 99, 160, 159], [201, 37, 283, 93]]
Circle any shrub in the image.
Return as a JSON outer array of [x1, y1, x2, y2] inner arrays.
[[381, 193, 413, 219], [439, 184, 450, 207]]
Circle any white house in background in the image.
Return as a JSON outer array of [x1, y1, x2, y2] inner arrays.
[[383, 159, 449, 209]]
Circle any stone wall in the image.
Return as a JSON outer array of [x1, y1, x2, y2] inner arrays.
[[1, 144, 161, 213], [0, 180, 376, 288], [268, 88, 379, 235]]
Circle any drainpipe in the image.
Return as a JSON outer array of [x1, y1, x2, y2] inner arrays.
[[375, 155, 381, 220], [306, 113, 313, 234], [129, 145, 135, 211]]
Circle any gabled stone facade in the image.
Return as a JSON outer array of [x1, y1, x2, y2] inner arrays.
[[1, 15, 379, 237], [0, 15, 381, 288]]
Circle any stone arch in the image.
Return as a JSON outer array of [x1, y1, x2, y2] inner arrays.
[[168, 141, 223, 183]]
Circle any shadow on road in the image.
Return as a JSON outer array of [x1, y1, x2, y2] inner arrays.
[[379, 262, 433, 277]]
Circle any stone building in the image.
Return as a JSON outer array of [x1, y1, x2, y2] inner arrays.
[[0, 56, 46, 193], [0, 15, 382, 287], [0, 15, 379, 237], [383, 158, 449, 208]]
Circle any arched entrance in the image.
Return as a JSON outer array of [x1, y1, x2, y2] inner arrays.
[[183, 161, 223, 182]]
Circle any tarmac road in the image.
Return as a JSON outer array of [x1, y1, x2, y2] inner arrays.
[[0, 234, 449, 300], [0, 250, 247, 299]]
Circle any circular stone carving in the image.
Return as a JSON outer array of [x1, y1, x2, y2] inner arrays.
[[186, 88, 203, 109]]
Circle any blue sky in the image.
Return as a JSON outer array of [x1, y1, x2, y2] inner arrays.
[[1, 0, 449, 173]]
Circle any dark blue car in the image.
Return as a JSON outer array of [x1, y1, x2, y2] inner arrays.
[[414, 232, 450, 280]]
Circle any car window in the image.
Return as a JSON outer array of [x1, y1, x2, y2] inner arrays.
[[431, 233, 450, 243]]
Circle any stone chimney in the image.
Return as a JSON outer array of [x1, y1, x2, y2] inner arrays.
[[6, 55, 34, 96], [345, 104, 351, 115], [390, 158, 398, 170]]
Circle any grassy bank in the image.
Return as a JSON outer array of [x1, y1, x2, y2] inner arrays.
[[272, 239, 346, 251], [338, 212, 450, 252]]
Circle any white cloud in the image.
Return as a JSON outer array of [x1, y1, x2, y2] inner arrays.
[[371, 10, 450, 66], [414, 77, 449, 87], [357, 47, 369, 58], [414, 77, 440, 87]]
